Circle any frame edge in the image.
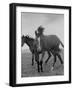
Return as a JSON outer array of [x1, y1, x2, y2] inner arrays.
[[9, 3, 71, 87], [9, 3, 16, 87]]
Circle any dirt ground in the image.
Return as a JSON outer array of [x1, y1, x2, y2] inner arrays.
[[21, 50, 64, 77]]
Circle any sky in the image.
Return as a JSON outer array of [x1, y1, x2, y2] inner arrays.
[[21, 12, 64, 50]]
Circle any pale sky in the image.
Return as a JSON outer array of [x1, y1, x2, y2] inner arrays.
[[21, 12, 64, 50]]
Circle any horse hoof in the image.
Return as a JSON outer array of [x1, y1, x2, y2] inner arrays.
[[41, 70, 43, 72], [38, 71, 40, 73], [61, 62, 64, 65], [32, 63, 34, 66], [38, 70, 40, 72]]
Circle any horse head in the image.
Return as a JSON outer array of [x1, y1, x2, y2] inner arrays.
[[37, 26, 44, 35], [35, 26, 44, 38], [35, 30, 39, 37], [21, 35, 28, 47]]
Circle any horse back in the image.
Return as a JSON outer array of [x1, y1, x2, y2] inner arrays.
[[40, 35, 60, 50]]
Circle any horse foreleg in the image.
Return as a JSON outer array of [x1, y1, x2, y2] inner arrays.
[[40, 52, 45, 72], [45, 51, 51, 64], [37, 54, 40, 72], [40, 60, 43, 72], [32, 53, 34, 66], [35, 52, 40, 72], [37, 61, 40, 72]]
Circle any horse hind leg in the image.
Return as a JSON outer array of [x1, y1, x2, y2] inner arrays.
[[51, 54, 56, 71], [45, 51, 51, 64], [57, 53, 63, 64]]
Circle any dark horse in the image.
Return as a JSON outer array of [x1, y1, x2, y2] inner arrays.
[[21, 35, 53, 72], [21, 35, 46, 72], [21, 35, 37, 66], [35, 26, 64, 72]]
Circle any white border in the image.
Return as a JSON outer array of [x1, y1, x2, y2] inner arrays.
[[16, 6, 69, 84]]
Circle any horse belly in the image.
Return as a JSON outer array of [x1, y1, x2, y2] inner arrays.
[[40, 35, 60, 51], [45, 38, 59, 50]]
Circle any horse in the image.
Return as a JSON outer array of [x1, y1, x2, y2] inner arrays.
[[35, 26, 64, 72], [21, 35, 53, 72], [21, 35, 37, 66], [21, 35, 46, 72]]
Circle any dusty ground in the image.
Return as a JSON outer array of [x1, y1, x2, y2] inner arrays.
[[21, 50, 64, 77]]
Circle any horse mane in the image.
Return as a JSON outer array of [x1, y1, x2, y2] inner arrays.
[[22, 35, 24, 38], [37, 25, 44, 35], [25, 35, 34, 41]]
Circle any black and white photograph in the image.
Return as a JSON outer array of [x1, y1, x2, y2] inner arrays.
[[10, 3, 71, 87], [21, 12, 64, 77]]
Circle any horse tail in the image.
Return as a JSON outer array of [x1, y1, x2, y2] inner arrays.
[[60, 40, 64, 48], [57, 36, 64, 48]]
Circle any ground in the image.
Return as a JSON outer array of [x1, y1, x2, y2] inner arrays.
[[21, 49, 64, 77]]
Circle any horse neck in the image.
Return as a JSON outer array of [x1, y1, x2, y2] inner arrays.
[[39, 34, 44, 39], [25, 39, 33, 48]]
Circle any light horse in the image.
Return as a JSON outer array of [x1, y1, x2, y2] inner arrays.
[[35, 26, 64, 72], [21, 35, 53, 72]]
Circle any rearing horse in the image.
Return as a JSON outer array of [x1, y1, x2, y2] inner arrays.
[[35, 26, 64, 72]]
